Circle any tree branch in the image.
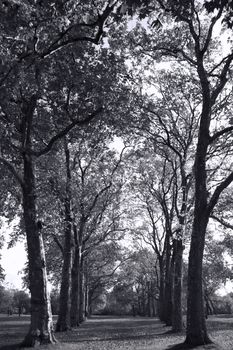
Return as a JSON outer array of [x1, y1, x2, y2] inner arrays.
[[32, 107, 103, 157], [210, 53, 233, 106], [210, 214, 233, 230], [207, 171, 233, 215], [209, 126, 233, 144]]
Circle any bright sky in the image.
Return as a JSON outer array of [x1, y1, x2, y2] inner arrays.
[[1, 219, 27, 289]]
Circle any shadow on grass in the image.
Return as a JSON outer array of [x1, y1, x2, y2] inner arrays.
[[0, 344, 21, 350]]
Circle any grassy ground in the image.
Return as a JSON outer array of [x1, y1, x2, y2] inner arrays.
[[0, 314, 232, 350]]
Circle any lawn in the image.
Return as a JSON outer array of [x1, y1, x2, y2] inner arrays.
[[0, 314, 232, 350]]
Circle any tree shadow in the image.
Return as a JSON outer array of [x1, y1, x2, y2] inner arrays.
[[166, 343, 195, 350], [0, 344, 21, 350]]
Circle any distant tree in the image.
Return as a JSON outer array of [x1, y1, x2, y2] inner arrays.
[[13, 290, 30, 315]]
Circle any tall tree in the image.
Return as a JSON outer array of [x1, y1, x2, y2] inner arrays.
[[0, 1, 119, 345]]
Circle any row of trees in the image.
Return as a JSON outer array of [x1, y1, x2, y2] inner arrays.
[[0, 286, 30, 315], [1, 0, 233, 348]]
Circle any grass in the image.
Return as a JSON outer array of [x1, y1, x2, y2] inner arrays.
[[0, 314, 232, 350]]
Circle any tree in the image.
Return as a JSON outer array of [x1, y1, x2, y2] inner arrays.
[[147, 1, 233, 346], [13, 290, 30, 315], [0, 1, 121, 345]]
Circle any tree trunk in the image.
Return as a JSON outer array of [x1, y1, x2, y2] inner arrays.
[[70, 243, 80, 327], [78, 256, 85, 324], [172, 239, 183, 332], [164, 239, 172, 326], [158, 259, 165, 321], [185, 215, 211, 345], [56, 141, 73, 332], [184, 51, 213, 345], [21, 153, 55, 346], [84, 274, 89, 318]]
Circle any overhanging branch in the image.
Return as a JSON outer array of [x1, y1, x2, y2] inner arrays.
[[32, 107, 103, 157]]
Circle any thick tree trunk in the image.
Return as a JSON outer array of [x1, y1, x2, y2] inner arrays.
[[185, 103, 211, 345], [21, 154, 55, 346], [185, 216, 211, 345], [56, 141, 73, 332], [184, 50, 213, 345], [172, 239, 183, 332]]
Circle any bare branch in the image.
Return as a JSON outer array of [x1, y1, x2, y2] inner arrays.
[[211, 53, 233, 106], [210, 214, 233, 230]]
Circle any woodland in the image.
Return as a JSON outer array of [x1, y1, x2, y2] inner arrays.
[[0, 0, 233, 349]]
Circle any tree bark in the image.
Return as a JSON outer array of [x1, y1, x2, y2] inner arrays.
[[56, 139, 72, 332], [70, 243, 81, 327], [185, 83, 212, 344], [158, 258, 165, 321], [172, 239, 183, 332], [185, 215, 211, 345], [78, 255, 85, 324], [164, 238, 172, 326], [21, 153, 55, 346], [56, 141, 73, 332]]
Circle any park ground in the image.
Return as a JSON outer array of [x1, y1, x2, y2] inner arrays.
[[0, 314, 232, 350]]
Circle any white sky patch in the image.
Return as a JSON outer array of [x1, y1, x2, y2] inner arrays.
[[1, 219, 27, 290], [109, 136, 125, 153]]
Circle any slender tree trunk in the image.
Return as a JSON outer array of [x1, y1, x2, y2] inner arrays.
[[70, 243, 80, 327], [78, 256, 85, 324], [56, 140, 73, 332], [164, 239, 172, 326], [172, 239, 183, 332], [84, 274, 89, 318], [21, 153, 55, 346], [158, 260, 165, 321]]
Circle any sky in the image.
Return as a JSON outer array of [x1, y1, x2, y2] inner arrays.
[[1, 219, 27, 289]]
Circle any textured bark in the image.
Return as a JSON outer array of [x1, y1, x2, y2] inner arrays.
[[56, 141, 72, 332], [172, 239, 183, 332], [20, 97, 55, 346], [21, 153, 55, 346]]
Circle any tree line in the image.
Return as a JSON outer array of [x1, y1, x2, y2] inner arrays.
[[0, 0, 233, 348]]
